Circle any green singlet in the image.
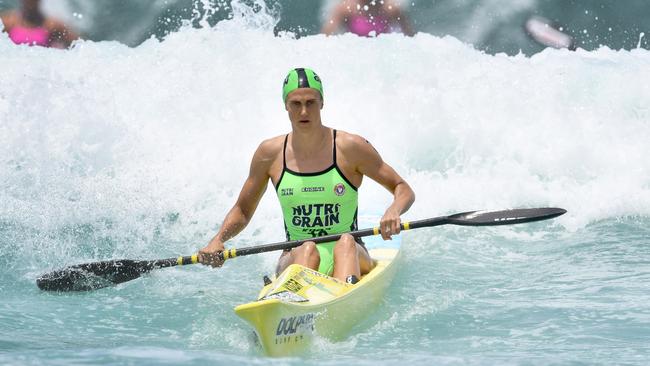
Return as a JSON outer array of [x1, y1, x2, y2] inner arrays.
[[276, 129, 360, 275]]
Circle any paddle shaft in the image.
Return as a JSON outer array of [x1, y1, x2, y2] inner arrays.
[[114, 217, 450, 266], [219, 207, 567, 260], [219, 216, 443, 260], [152, 255, 199, 268], [36, 207, 566, 291]]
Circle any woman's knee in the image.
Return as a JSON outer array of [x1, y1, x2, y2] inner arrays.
[[294, 241, 319, 260], [334, 234, 357, 257]]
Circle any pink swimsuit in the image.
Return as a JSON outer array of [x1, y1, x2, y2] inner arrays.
[[8, 26, 50, 47], [347, 15, 390, 37]]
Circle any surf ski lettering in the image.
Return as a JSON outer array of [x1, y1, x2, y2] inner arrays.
[[275, 314, 315, 336]]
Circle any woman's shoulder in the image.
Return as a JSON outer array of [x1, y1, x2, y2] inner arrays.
[[335, 129, 373, 154], [381, 1, 406, 17], [0, 11, 20, 28], [257, 134, 286, 156]]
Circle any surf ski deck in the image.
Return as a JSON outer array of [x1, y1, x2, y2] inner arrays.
[[234, 234, 401, 357]]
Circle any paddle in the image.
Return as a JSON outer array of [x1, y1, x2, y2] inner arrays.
[[35, 255, 200, 292], [36, 207, 566, 292]]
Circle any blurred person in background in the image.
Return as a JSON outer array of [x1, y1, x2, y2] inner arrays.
[[1, 0, 78, 48], [525, 16, 576, 51], [322, 0, 415, 37]]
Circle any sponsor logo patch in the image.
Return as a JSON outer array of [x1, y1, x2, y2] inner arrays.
[[301, 186, 325, 193], [281, 188, 293, 196], [334, 183, 346, 196]]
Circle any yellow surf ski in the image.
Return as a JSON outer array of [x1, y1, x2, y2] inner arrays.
[[234, 247, 401, 357]]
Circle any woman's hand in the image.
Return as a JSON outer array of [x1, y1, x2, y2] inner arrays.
[[198, 239, 226, 267], [379, 206, 402, 240]]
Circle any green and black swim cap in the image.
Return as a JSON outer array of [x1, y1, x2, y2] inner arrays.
[[282, 68, 323, 103]]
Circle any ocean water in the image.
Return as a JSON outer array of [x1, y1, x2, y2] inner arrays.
[[1, 0, 649, 53], [1, 3, 650, 365]]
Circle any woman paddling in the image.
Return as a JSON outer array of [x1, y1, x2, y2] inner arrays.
[[322, 0, 415, 37], [1, 0, 79, 48], [199, 68, 416, 284]]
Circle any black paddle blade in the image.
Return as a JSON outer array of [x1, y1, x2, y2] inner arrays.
[[447, 207, 566, 226], [36, 259, 154, 292]]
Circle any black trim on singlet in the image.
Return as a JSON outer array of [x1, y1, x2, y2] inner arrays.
[[274, 136, 289, 192], [332, 130, 359, 191], [350, 208, 365, 248], [275, 129, 359, 191], [350, 208, 358, 232], [282, 130, 336, 177], [284, 222, 291, 242], [334, 165, 358, 192], [284, 165, 336, 177]]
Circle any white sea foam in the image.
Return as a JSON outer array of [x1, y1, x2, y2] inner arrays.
[[1, 14, 649, 265]]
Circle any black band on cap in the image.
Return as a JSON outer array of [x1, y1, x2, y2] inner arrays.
[[295, 68, 310, 88]]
